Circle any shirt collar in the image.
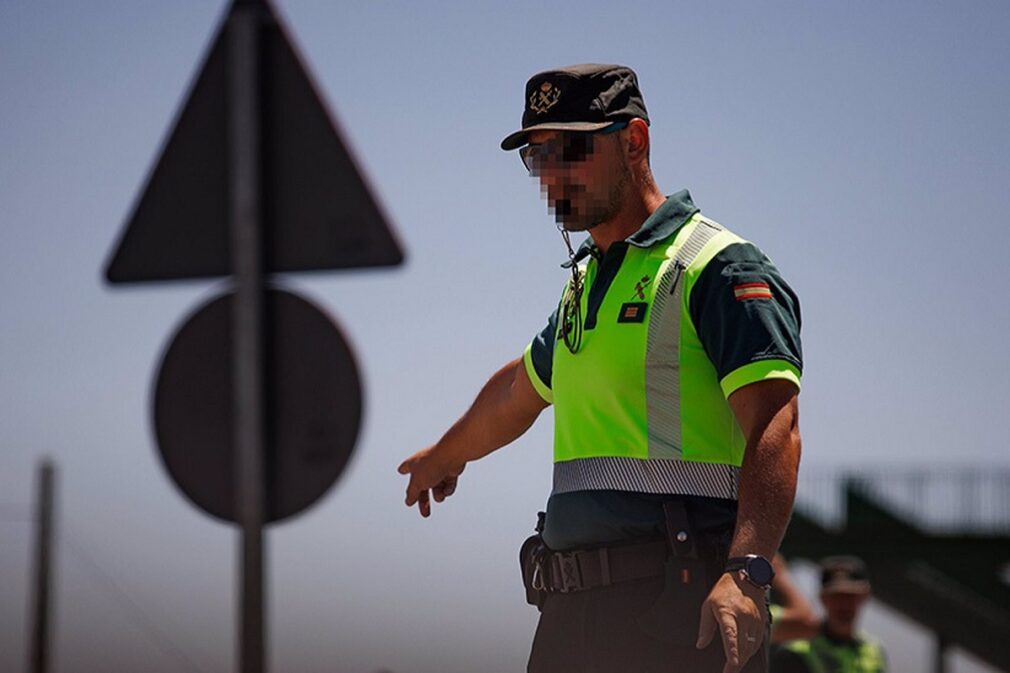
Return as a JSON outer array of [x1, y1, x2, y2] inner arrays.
[[561, 189, 700, 268]]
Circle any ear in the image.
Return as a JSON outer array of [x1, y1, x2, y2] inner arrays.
[[625, 118, 650, 164]]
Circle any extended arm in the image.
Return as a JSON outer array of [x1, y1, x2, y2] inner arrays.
[[397, 357, 549, 517]]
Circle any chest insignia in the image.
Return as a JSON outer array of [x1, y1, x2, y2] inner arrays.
[[618, 302, 648, 323], [631, 275, 652, 300]]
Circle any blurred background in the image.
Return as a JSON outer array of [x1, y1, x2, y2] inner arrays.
[[2, 1, 1008, 671]]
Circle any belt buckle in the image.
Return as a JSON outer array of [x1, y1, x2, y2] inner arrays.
[[552, 551, 583, 593]]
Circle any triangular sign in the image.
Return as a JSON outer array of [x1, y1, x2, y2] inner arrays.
[[105, 0, 404, 283]]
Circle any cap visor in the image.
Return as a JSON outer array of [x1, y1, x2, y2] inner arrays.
[[500, 121, 614, 151]]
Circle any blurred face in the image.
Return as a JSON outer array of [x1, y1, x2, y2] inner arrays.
[[820, 590, 869, 626], [524, 127, 631, 231]]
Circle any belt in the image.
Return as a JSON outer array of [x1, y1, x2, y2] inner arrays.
[[534, 539, 671, 594]]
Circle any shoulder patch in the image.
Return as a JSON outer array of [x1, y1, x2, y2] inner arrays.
[[733, 282, 772, 301]]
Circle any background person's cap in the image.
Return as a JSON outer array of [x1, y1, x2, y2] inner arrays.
[[500, 63, 649, 151], [820, 556, 872, 594]]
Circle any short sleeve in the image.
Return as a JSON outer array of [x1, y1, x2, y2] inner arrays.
[[689, 242, 803, 399], [523, 308, 558, 404]]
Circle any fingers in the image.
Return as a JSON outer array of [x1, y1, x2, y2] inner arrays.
[[720, 613, 765, 673], [717, 609, 740, 673], [432, 475, 458, 503], [400, 457, 424, 507], [738, 630, 763, 670], [698, 598, 744, 673], [399, 450, 463, 516], [696, 599, 717, 649], [404, 475, 422, 507]]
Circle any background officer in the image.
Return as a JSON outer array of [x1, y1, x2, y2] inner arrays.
[[771, 556, 888, 672], [399, 64, 803, 673]]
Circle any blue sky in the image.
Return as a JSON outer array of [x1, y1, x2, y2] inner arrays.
[[1, 1, 1008, 671]]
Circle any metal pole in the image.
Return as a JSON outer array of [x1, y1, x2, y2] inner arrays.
[[228, 2, 267, 672], [27, 460, 55, 673], [933, 633, 947, 673]]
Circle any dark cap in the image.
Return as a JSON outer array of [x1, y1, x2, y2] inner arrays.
[[500, 64, 649, 151], [820, 556, 871, 594]]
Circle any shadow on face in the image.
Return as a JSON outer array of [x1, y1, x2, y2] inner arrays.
[[524, 129, 629, 231], [820, 589, 869, 625]]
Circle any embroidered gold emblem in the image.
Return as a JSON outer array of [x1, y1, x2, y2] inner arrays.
[[529, 81, 561, 115]]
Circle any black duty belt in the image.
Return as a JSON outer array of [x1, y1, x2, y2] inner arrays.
[[527, 500, 708, 596], [533, 538, 671, 594]]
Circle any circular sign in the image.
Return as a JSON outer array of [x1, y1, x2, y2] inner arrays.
[[153, 287, 362, 524]]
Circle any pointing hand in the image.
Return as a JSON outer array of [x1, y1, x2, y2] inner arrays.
[[397, 446, 465, 517]]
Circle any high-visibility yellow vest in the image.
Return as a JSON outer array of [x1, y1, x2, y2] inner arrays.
[[523, 192, 801, 500], [783, 633, 887, 673]]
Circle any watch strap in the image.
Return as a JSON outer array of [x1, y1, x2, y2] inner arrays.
[[725, 557, 749, 570]]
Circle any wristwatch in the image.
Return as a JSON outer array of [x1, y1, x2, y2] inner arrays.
[[725, 555, 775, 589]]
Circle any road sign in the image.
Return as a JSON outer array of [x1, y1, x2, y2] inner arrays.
[[104, 0, 404, 283], [154, 288, 361, 523], [104, 1, 404, 670]]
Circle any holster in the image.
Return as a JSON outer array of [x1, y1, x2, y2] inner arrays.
[[519, 511, 549, 610]]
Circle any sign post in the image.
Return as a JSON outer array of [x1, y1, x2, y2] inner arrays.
[[228, 4, 267, 671], [28, 460, 55, 673]]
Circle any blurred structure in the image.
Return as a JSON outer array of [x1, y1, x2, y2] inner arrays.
[[27, 460, 56, 673], [782, 468, 1010, 672]]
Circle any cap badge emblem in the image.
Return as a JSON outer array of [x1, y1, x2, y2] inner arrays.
[[529, 81, 561, 115]]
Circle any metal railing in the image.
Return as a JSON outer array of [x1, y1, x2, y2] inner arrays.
[[796, 466, 1010, 534]]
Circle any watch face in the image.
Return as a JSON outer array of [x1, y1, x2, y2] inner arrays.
[[746, 557, 775, 586]]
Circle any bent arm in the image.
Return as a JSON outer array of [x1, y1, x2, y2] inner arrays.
[[727, 378, 802, 559], [695, 379, 802, 669]]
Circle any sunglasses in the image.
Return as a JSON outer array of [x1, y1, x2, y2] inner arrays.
[[519, 121, 628, 172]]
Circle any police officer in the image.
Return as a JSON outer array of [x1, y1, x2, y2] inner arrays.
[[399, 64, 803, 673], [771, 557, 888, 673]]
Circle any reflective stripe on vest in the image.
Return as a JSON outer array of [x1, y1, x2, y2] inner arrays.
[[550, 215, 742, 500], [645, 217, 723, 459]]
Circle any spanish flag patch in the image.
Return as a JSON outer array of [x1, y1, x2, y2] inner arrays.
[[733, 282, 772, 301]]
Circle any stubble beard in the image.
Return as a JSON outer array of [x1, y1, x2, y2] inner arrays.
[[557, 158, 632, 233]]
